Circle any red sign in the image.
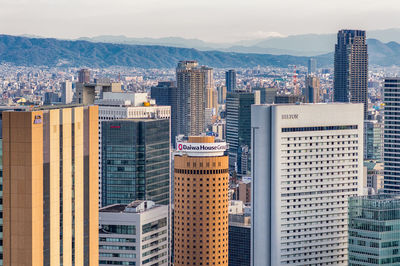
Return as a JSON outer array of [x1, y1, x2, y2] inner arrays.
[[110, 125, 121, 129]]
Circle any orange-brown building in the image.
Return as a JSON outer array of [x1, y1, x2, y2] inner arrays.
[[3, 106, 99, 266], [174, 136, 229, 265]]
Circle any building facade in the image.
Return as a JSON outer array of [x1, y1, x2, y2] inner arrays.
[[226, 70, 236, 92], [61, 80, 73, 104], [226, 91, 255, 171], [97, 93, 171, 206], [304, 75, 320, 103], [175, 61, 206, 137], [364, 119, 383, 161], [383, 78, 400, 193], [348, 194, 400, 265], [334, 29, 368, 118], [229, 213, 251, 266], [99, 200, 169, 266], [78, 68, 90, 83], [174, 136, 229, 265], [101, 119, 170, 206], [3, 106, 99, 265], [251, 103, 364, 265]]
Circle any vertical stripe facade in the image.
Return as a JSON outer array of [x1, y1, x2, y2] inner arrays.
[[3, 106, 98, 266]]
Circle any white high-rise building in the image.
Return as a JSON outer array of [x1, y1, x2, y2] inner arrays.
[[251, 103, 364, 265], [99, 200, 168, 266], [61, 80, 73, 104]]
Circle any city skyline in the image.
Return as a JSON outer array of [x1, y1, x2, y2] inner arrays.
[[1, 0, 400, 42]]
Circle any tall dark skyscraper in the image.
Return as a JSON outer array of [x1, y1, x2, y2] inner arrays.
[[226, 69, 236, 92], [334, 29, 368, 118], [101, 119, 170, 206], [78, 68, 90, 83], [226, 91, 255, 172]]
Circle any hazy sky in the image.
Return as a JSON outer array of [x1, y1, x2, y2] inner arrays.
[[1, 0, 399, 42]]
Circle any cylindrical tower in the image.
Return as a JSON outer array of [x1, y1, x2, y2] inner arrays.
[[174, 136, 229, 265]]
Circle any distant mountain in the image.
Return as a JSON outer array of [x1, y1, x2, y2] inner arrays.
[[0, 35, 399, 68], [79, 28, 400, 56], [0, 35, 326, 68]]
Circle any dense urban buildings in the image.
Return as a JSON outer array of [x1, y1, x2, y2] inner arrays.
[[348, 194, 400, 265], [334, 29, 368, 118], [383, 77, 400, 193], [101, 118, 170, 206], [3, 106, 99, 265], [99, 200, 169, 266], [252, 103, 364, 265], [225, 69, 236, 92], [175, 61, 206, 137], [174, 136, 229, 265], [226, 91, 255, 173]]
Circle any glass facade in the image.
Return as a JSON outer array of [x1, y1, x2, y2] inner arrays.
[[228, 225, 250, 266], [348, 195, 400, 265], [101, 119, 170, 206]]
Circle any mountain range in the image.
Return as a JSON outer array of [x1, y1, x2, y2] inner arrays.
[[0, 33, 400, 68], [78, 28, 400, 56]]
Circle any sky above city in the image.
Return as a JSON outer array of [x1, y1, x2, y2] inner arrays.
[[1, 0, 399, 42]]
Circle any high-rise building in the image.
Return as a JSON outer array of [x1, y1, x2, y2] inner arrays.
[[253, 87, 277, 104], [348, 194, 400, 265], [78, 68, 90, 83], [308, 58, 317, 75], [61, 80, 73, 105], [174, 136, 229, 265], [101, 118, 170, 206], [364, 119, 383, 161], [97, 92, 171, 205], [99, 200, 169, 266], [383, 78, 400, 193], [334, 30, 368, 118], [229, 212, 251, 266], [304, 75, 320, 103], [175, 61, 206, 137], [226, 69, 236, 92], [150, 81, 176, 107], [202, 66, 214, 90], [3, 106, 99, 265], [217, 86, 227, 104], [226, 91, 255, 171], [364, 160, 384, 193], [252, 103, 364, 265]]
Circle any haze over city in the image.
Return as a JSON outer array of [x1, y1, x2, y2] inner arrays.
[[1, 0, 400, 42]]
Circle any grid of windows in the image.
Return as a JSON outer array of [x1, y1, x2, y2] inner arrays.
[[279, 131, 360, 265]]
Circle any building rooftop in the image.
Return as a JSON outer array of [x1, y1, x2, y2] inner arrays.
[[100, 200, 160, 213]]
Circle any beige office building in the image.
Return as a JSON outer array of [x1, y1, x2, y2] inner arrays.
[[3, 106, 99, 266]]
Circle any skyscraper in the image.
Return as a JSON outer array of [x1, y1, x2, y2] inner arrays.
[[334, 29, 368, 118], [174, 136, 229, 265], [61, 80, 73, 104], [3, 106, 99, 265], [78, 68, 90, 83], [175, 61, 206, 137], [252, 103, 364, 265], [307, 58, 317, 75], [348, 194, 400, 265], [226, 91, 255, 172], [150, 81, 176, 107], [383, 78, 400, 193], [304, 75, 320, 103], [226, 69, 236, 92], [101, 119, 170, 206]]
